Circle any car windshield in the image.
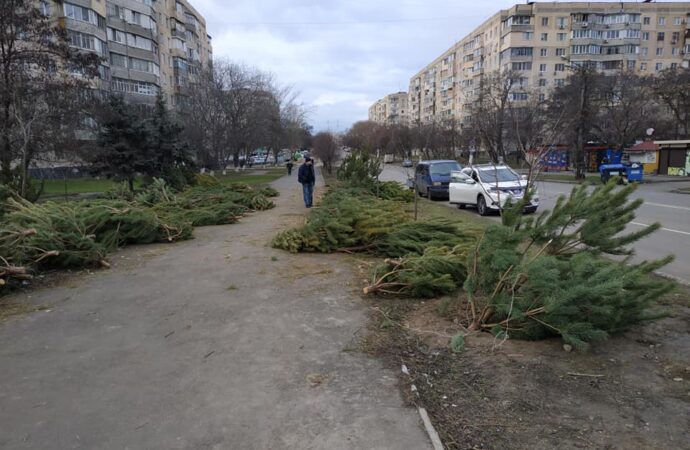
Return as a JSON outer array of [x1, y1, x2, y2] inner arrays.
[[478, 168, 520, 183], [429, 162, 461, 176]]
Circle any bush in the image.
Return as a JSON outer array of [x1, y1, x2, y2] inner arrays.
[[336, 150, 381, 189]]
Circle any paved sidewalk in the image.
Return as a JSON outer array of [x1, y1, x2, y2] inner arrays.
[[0, 173, 432, 450]]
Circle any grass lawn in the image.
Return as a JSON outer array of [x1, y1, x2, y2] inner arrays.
[[215, 168, 285, 186], [39, 178, 122, 196], [35, 168, 286, 198], [413, 196, 492, 230]]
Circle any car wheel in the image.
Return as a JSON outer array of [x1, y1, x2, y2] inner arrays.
[[477, 195, 489, 216]]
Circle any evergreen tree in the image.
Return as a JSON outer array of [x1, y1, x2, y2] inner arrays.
[[147, 95, 195, 190], [465, 181, 674, 350], [91, 97, 152, 192]]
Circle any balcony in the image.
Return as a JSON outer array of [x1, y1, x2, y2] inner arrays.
[[501, 24, 534, 37], [171, 29, 186, 40]]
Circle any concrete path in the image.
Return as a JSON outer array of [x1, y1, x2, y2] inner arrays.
[[0, 173, 432, 450]]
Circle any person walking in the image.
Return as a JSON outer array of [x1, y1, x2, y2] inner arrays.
[[297, 157, 316, 208], [286, 160, 294, 176]]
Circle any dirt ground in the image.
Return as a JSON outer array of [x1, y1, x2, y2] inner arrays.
[[364, 288, 690, 450]]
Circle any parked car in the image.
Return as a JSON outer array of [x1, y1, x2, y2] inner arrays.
[[414, 160, 462, 200], [402, 159, 413, 168], [448, 164, 539, 216]]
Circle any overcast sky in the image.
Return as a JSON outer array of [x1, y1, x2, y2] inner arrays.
[[190, 0, 663, 132]]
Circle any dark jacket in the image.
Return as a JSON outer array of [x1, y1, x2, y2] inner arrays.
[[298, 163, 315, 184]]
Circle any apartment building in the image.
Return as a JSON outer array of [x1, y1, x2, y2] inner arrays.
[[409, 1, 690, 124], [368, 92, 409, 125], [54, 0, 212, 107]]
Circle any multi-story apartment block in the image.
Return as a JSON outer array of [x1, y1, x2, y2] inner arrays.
[[53, 0, 212, 107], [368, 92, 409, 125], [408, 1, 690, 124]]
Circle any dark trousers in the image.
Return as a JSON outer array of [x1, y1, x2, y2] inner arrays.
[[302, 182, 314, 207]]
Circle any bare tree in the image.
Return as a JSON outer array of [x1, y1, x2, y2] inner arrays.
[[0, 0, 100, 194], [184, 60, 303, 169], [507, 90, 564, 188], [592, 71, 658, 150], [343, 121, 386, 153], [653, 67, 690, 139], [467, 70, 518, 163], [550, 63, 599, 179], [311, 132, 339, 174]]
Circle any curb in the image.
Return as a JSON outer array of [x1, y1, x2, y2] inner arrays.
[[402, 364, 444, 450]]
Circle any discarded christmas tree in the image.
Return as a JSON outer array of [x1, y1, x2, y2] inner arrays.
[[464, 181, 674, 350]]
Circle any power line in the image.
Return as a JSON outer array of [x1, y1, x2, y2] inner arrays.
[[221, 17, 465, 27]]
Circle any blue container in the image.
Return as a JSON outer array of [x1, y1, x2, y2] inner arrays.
[[626, 163, 644, 182]]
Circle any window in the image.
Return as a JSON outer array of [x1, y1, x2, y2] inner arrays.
[[640, 62, 647, 70], [656, 47, 664, 56], [505, 15, 531, 26], [572, 44, 591, 54], [572, 29, 591, 39], [642, 32, 650, 41], [555, 63, 565, 72], [626, 29, 640, 39], [557, 17, 567, 28], [107, 28, 125, 43], [655, 62, 663, 71], [658, 32, 665, 41], [111, 78, 159, 96], [110, 53, 127, 67], [512, 62, 532, 71], [64, 3, 104, 28], [555, 79, 565, 87], [605, 30, 620, 39], [672, 32, 680, 43], [556, 48, 566, 56], [541, 17, 549, 26], [627, 60, 636, 70], [129, 57, 159, 75], [539, 78, 547, 87], [672, 47, 679, 56], [674, 17, 682, 26], [557, 33, 566, 41], [523, 32, 533, 40], [67, 31, 107, 55], [541, 33, 548, 41], [39, 1, 50, 16], [643, 17, 650, 25], [540, 48, 548, 57], [671, 63, 678, 70], [539, 93, 546, 102], [601, 61, 621, 70], [509, 92, 529, 102], [539, 63, 547, 72], [658, 17, 666, 26], [127, 34, 153, 51], [641, 47, 648, 56]]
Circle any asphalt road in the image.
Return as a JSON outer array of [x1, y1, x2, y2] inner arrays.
[[380, 164, 690, 284]]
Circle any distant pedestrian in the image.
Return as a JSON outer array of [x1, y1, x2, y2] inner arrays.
[[298, 157, 316, 208], [286, 160, 294, 176]]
